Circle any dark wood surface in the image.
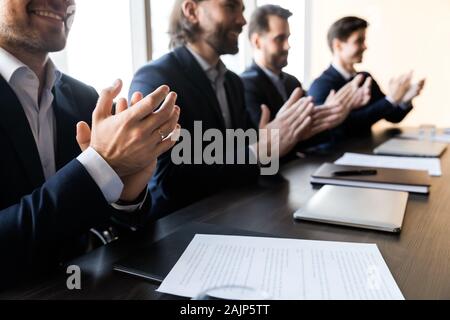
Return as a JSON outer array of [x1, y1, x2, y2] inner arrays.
[[2, 127, 450, 300]]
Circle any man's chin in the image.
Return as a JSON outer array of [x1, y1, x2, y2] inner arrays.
[[354, 55, 364, 63], [273, 59, 288, 71], [221, 44, 239, 55], [43, 40, 67, 53]]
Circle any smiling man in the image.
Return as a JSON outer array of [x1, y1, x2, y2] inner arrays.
[[309, 16, 426, 137], [241, 5, 369, 152], [0, 0, 179, 288], [130, 0, 315, 217]]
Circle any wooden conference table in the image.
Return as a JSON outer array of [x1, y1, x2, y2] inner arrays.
[[2, 127, 450, 300]]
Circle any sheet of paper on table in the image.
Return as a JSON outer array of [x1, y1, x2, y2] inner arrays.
[[157, 234, 404, 300]]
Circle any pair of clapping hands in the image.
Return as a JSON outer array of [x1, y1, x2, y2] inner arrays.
[[387, 71, 426, 106], [258, 72, 425, 159], [256, 74, 371, 158], [76, 80, 180, 203]]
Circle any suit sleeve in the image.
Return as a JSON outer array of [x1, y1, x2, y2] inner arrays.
[[81, 83, 153, 231], [0, 160, 117, 287], [344, 77, 412, 133]]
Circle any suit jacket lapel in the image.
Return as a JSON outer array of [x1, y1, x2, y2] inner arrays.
[[252, 63, 285, 112], [53, 78, 83, 171], [0, 76, 45, 187], [223, 74, 240, 129], [174, 46, 226, 130]]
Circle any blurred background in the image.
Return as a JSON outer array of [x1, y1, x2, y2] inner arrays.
[[51, 0, 450, 128]]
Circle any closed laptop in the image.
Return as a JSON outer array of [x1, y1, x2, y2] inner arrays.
[[294, 185, 409, 233], [374, 138, 447, 158]]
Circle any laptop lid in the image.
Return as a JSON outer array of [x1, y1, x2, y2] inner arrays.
[[374, 138, 447, 157], [294, 185, 409, 233]]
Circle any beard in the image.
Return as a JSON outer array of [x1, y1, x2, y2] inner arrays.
[[203, 23, 242, 56], [268, 50, 289, 71], [0, 16, 68, 54], [3, 30, 67, 53]]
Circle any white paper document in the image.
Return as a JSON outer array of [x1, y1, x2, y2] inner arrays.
[[335, 152, 441, 176], [157, 234, 404, 300]]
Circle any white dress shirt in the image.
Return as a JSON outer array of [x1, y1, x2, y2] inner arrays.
[[0, 47, 144, 209]]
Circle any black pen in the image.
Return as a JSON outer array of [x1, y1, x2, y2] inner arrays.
[[333, 169, 378, 177]]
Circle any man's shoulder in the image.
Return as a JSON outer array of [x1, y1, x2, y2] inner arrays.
[[132, 51, 182, 89], [59, 74, 98, 97], [138, 51, 179, 75], [57, 74, 99, 107], [241, 64, 260, 81], [240, 65, 265, 93], [226, 68, 243, 83], [310, 67, 341, 88], [282, 71, 301, 86]]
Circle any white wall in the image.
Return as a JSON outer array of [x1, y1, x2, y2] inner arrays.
[[306, 0, 450, 128]]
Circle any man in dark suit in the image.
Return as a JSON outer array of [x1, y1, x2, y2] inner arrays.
[[309, 16, 425, 137], [0, 0, 179, 288], [130, 0, 315, 217], [241, 5, 367, 149]]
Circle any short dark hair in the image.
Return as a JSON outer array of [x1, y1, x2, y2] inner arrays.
[[248, 4, 293, 40], [327, 16, 368, 52], [168, 0, 207, 49]]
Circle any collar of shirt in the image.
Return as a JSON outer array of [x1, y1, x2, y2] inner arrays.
[[186, 46, 227, 86], [260, 65, 284, 83], [331, 61, 356, 81], [0, 46, 62, 91], [0, 46, 62, 180]]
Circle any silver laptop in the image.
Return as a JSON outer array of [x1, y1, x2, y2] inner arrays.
[[374, 138, 447, 158], [293, 185, 409, 233]]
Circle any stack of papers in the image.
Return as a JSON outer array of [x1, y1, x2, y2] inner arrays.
[[335, 153, 442, 176], [157, 234, 404, 300]]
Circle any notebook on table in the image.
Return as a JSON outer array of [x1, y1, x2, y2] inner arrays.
[[311, 163, 431, 194], [374, 138, 447, 158], [294, 185, 409, 233]]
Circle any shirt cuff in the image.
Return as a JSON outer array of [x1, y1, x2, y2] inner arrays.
[[385, 96, 397, 106], [111, 189, 149, 213], [399, 102, 413, 110], [385, 97, 412, 110], [77, 147, 123, 204]]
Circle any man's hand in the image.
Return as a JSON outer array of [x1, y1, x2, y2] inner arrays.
[[308, 75, 364, 136], [387, 72, 413, 105], [402, 78, 426, 104], [257, 88, 314, 158], [76, 80, 180, 202], [349, 76, 372, 110]]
